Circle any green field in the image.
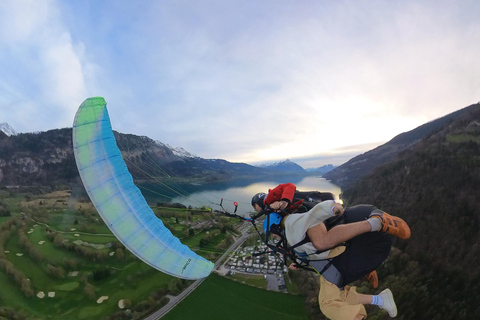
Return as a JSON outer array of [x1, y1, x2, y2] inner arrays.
[[0, 191, 238, 319], [1, 190, 299, 320], [162, 273, 308, 320], [1, 222, 175, 320]]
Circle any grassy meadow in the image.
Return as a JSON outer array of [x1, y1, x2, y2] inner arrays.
[[0, 190, 224, 319], [162, 273, 308, 320], [0, 189, 308, 320]]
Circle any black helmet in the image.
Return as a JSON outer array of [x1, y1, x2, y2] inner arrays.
[[251, 193, 266, 209]]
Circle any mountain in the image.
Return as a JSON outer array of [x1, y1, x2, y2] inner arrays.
[[169, 146, 196, 158], [0, 123, 17, 136], [156, 141, 197, 158], [340, 103, 480, 319], [323, 104, 478, 188], [0, 128, 268, 188], [306, 164, 337, 175], [258, 159, 306, 173]]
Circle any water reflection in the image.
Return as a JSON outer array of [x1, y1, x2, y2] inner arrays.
[[141, 176, 341, 217]]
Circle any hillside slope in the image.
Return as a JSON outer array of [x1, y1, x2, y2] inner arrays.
[[0, 128, 267, 188], [324, 103, 480, 188], [342, 103, 480, 319]]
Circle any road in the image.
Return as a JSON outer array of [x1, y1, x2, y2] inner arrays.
[[266, 274, 279, 291], [144, 221, 256, 320]]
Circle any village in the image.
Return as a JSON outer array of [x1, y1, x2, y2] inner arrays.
[[222, 238, 289, 292]]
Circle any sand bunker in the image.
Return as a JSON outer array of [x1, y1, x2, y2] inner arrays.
[[68, 271, 79, 277], [48, 292, 55, 298], [38, 241, 45, 245], [37, 291, 45, 299], [118, 299, 125, 309], [16, 253, 23, 256], [72, 240, 108, 250], [97, 296, 109, 304]]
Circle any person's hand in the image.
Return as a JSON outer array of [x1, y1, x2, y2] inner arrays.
[[333, 203, 344, 216], [288, 263, 299, 270], [270, 201, 288, 210]]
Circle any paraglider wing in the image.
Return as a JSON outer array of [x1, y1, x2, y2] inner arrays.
[[72, 97, 213, 279]]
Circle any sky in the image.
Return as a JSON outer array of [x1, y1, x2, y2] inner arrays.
[[1, 0, 479, 168]]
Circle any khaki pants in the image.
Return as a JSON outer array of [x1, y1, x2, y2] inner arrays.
[[318, 276, 367, 320]]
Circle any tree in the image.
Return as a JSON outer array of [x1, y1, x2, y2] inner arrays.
[[115, 248, 125, 261], [21, 278, 34, 298], [0, 206, 10, 217], [53, 233, 64, 247], [123, 299, 132, 309], [84, 282, 96, 300], [167, 278, 182, 295], [94, 250, 108, 261], [93, 269, 111, 281], [64, 258, 78, 271], [47, 264, 65, 279], [29, 246, 43, 262]]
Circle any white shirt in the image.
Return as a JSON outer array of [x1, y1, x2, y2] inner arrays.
[[284, 200, 337, 260]]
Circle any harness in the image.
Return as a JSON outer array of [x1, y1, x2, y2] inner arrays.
[[215, 198, 345, 277], [254, 212, 346, 275]]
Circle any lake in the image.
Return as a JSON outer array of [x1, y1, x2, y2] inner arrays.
[[140, 175, 341, 217]]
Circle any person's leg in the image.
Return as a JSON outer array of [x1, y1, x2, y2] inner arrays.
[[318, 276, 367, 320], [308, 210, 410, 251], [357, 293, 374, 305], [307, 221, 372, 251], [357, 290, 398, 318]]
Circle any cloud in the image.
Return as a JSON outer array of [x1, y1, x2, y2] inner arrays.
[[0, 0, 89, 131], [0, 1, 50, 43], [1, 0, 479, 166]]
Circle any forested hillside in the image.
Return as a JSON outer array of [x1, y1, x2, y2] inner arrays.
[[324, 104, 478, 188], [0, 128, 267, 188], [342, 104, 480, 319]]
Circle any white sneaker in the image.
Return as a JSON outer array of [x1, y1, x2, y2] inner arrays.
[[379, 288, 398, 317]]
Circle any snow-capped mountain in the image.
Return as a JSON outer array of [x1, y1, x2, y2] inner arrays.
[[155, 141, 197, 158], [258, 159, 305, 173], [169, 146, 197, 158], [0, 123, 17, 136]]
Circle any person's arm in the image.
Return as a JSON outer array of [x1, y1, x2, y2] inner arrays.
[[309, 200, 344, 221]]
